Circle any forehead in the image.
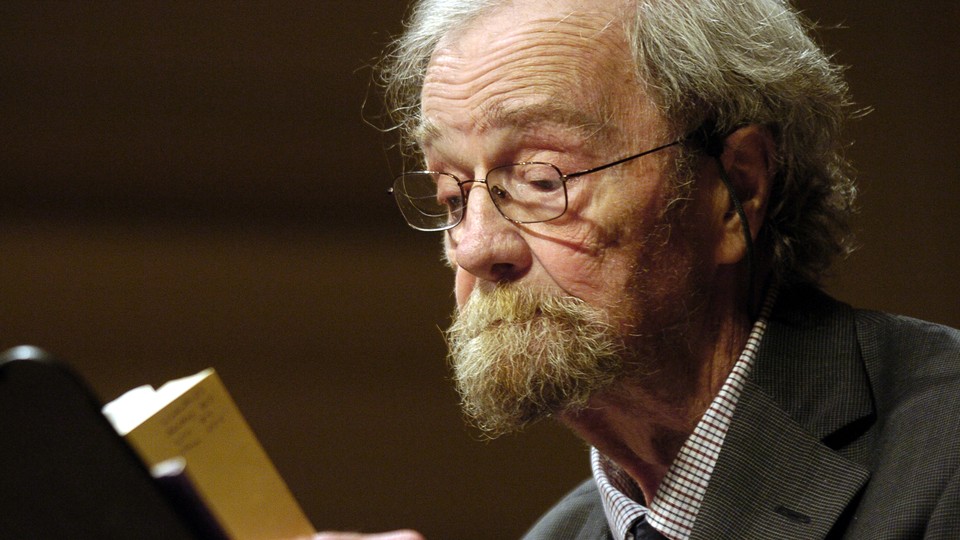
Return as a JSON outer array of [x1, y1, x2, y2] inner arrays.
[[418, 0, 651, 149]]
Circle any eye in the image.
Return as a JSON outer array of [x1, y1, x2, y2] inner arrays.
[[436, 182, 463, 210], [490, 185, 511, 201], [511, 163, 564, 194], [524, 177, 564, 193], [443, 194, 463, 210]]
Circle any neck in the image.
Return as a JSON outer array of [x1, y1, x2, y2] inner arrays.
[[559, 285, 755, 503]]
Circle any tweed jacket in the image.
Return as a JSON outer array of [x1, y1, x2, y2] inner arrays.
[[523, 286, 960, 539]]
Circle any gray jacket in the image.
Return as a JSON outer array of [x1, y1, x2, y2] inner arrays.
[[523, 287, 960, 539]]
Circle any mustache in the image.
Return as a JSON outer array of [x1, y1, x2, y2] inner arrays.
[[452, 285, 600, 334]]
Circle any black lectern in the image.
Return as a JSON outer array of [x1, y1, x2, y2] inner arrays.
[[0, 346, 202, 539]]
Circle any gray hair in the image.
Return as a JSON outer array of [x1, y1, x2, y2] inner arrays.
[[379, 0, 857, 286]]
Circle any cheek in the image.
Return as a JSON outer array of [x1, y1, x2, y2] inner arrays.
[[537, 189, 672, 310], [528, 225, 628, 304], [535, 189, 644, 296]]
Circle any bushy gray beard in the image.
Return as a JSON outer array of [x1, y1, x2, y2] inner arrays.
[[446, 285, 628, 437]]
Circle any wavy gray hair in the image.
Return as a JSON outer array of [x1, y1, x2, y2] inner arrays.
[[379, 0, 857, 286]]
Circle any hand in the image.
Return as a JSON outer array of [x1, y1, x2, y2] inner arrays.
[[311, 531, 425, 540]]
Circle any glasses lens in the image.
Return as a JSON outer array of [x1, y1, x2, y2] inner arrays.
[[487, 163, 567, 223], [392, 172, 463, 231]]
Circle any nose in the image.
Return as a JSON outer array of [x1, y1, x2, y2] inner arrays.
[[448, 182, 532, 284]]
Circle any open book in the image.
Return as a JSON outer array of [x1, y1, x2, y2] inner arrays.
[[102, 369, 315, 540]]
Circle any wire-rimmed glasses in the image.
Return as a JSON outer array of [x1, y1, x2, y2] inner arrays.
[[389, 138, 683, 232]]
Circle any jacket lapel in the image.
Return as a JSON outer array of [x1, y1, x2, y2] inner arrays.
[[691, 287, 874, 539]]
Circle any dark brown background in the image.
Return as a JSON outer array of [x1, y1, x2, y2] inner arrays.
[[0, 2, 957, 538]]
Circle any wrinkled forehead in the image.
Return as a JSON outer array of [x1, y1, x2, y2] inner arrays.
[[416, 0, 650, 150]]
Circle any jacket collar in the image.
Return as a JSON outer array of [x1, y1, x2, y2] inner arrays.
[[691, 286, 873, 539], [751, 285, 875, 441]]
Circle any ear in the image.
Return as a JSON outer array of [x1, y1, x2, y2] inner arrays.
[[713, 124, 775, 266]]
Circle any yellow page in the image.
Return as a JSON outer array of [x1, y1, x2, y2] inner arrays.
[[110, 370, 314, 540]]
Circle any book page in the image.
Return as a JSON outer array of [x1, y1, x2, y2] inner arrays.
[[103, 370, 210, 436], [108, 370, 315, 540]]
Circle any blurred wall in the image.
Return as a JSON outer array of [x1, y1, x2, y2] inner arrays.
[[0, 2, 957, 538]]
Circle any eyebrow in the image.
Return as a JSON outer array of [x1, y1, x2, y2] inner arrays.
[[414, 100, 616, 150]]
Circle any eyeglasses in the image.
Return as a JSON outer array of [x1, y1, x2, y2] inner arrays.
[[389, 138, 683, 232]]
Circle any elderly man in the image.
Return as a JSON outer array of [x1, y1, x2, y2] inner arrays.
[[321, 0, 960, 538]]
